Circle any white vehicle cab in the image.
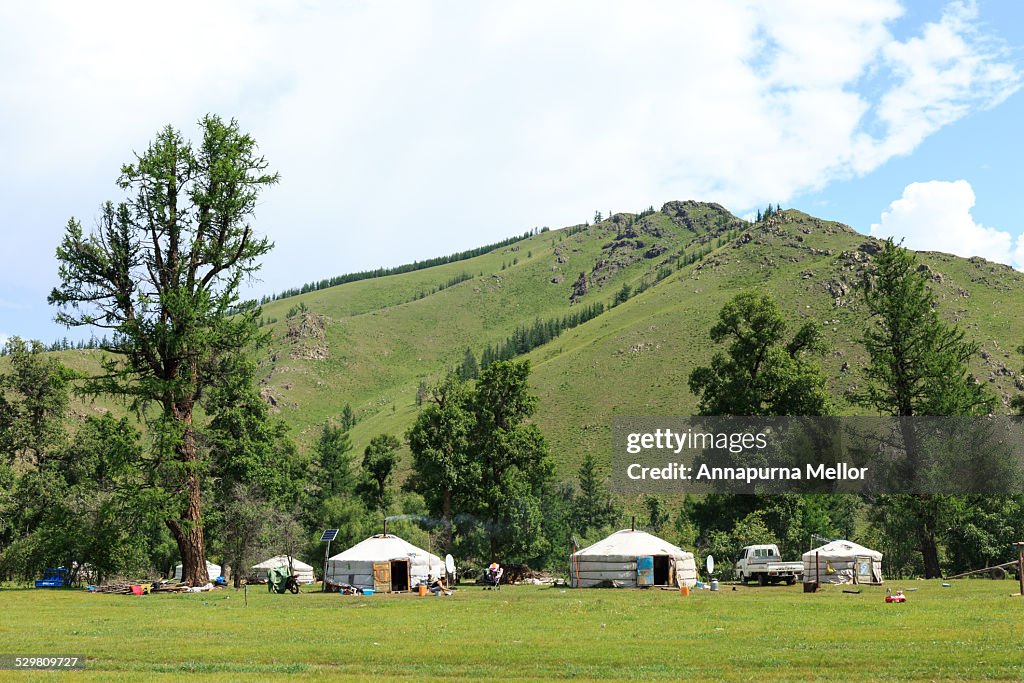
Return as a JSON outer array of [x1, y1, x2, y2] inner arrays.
[[735, 544, 803, 585]]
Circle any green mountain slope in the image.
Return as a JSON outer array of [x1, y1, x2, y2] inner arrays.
[[36, 202, 1024, 476], [527, 209, 1024, 468]]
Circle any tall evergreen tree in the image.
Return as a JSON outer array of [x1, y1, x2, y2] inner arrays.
[[340, 404, 357, 431], [855, 240, 992, 417], [459, 348, 479, 380], [48, 115, 277, 584], [313, 422, 355, 498], [574, 453, 619, 536], [853, 239, 995, 578]]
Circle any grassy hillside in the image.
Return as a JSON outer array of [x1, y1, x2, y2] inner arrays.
[[526, 209, 1024, 471], [29, 201, 1024, 479]]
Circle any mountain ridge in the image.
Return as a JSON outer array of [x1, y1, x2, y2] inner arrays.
[[37, 201, 1024, 476]]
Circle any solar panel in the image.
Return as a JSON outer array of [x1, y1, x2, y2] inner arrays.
[[320, 529, 339, 542]]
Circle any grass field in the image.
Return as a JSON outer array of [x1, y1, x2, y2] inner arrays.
[[2, 580, 1022, 681]]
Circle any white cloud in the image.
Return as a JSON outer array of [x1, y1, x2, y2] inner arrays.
[[1015, 235, 1024, 269], [870, 180, 1024, 269], [0, 0, 1019, 307], [854, 1, 1022, 172]]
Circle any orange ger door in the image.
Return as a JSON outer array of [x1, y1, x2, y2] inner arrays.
[[373, 562, 392, 593]]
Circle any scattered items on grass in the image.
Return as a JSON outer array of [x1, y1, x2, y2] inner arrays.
[[842, 589, 861, 594], [324, 580, 361, 595], [266, 566, 300, 594], [35, 567, 68, 588], [87, 580, 216, 595], [942, 583, 951, 587], [885, 590, 906, 603]]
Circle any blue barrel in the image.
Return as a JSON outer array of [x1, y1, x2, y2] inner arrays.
[[637, 556, 654, 586]]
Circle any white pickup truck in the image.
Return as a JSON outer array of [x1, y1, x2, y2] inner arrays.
[[735, 544, 803, 585]]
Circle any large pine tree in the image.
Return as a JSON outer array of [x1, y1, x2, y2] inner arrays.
[[49, 115, 278, 584], [853, 239, 994, 578]]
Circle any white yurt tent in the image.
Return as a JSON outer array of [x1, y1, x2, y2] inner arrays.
[[571, 529, 698, 588], [251, 555, 316, 584], [326, 534, 444, 592], [172, 560, 222, 581], [803, 540, 883, 585]]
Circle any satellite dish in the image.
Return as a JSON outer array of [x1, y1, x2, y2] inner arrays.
[[445, 554, 456, 575], [706, 555, 715, 574]]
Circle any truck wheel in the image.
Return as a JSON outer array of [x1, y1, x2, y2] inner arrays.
[[758, 574, 767, 587], [786, 577, 796, 585]]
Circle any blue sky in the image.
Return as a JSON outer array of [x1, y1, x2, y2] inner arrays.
[[1, 0, 1022, 345]]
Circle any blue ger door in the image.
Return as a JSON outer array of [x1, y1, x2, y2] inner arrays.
[[637, 556, 654, 586]]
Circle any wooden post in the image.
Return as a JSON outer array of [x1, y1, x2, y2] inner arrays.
[[816, 552, 820, 585], [1017, 542, 1023, 597], [321, 538, 332, 593]]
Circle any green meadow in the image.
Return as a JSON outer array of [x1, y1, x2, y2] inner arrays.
[[1, 580, 1021, 681]]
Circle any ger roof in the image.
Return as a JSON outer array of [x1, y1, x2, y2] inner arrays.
[[574, 529, 692, 557], [328, 534, 442, 564], [802, 539, 882, 560], [251, 555, 314, 571]]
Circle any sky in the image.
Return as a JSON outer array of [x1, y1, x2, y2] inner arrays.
[[1, 0, 1022, 345]]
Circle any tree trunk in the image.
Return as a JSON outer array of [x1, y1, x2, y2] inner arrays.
[[166, 404, 209, 585], [166, 467, 208, 585], [917, 494, 942, 579], [899, 418, 921, 487], [921, 532, 942, 579]]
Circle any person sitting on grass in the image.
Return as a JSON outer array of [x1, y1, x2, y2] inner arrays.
[[485, 563, 503, 590]]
